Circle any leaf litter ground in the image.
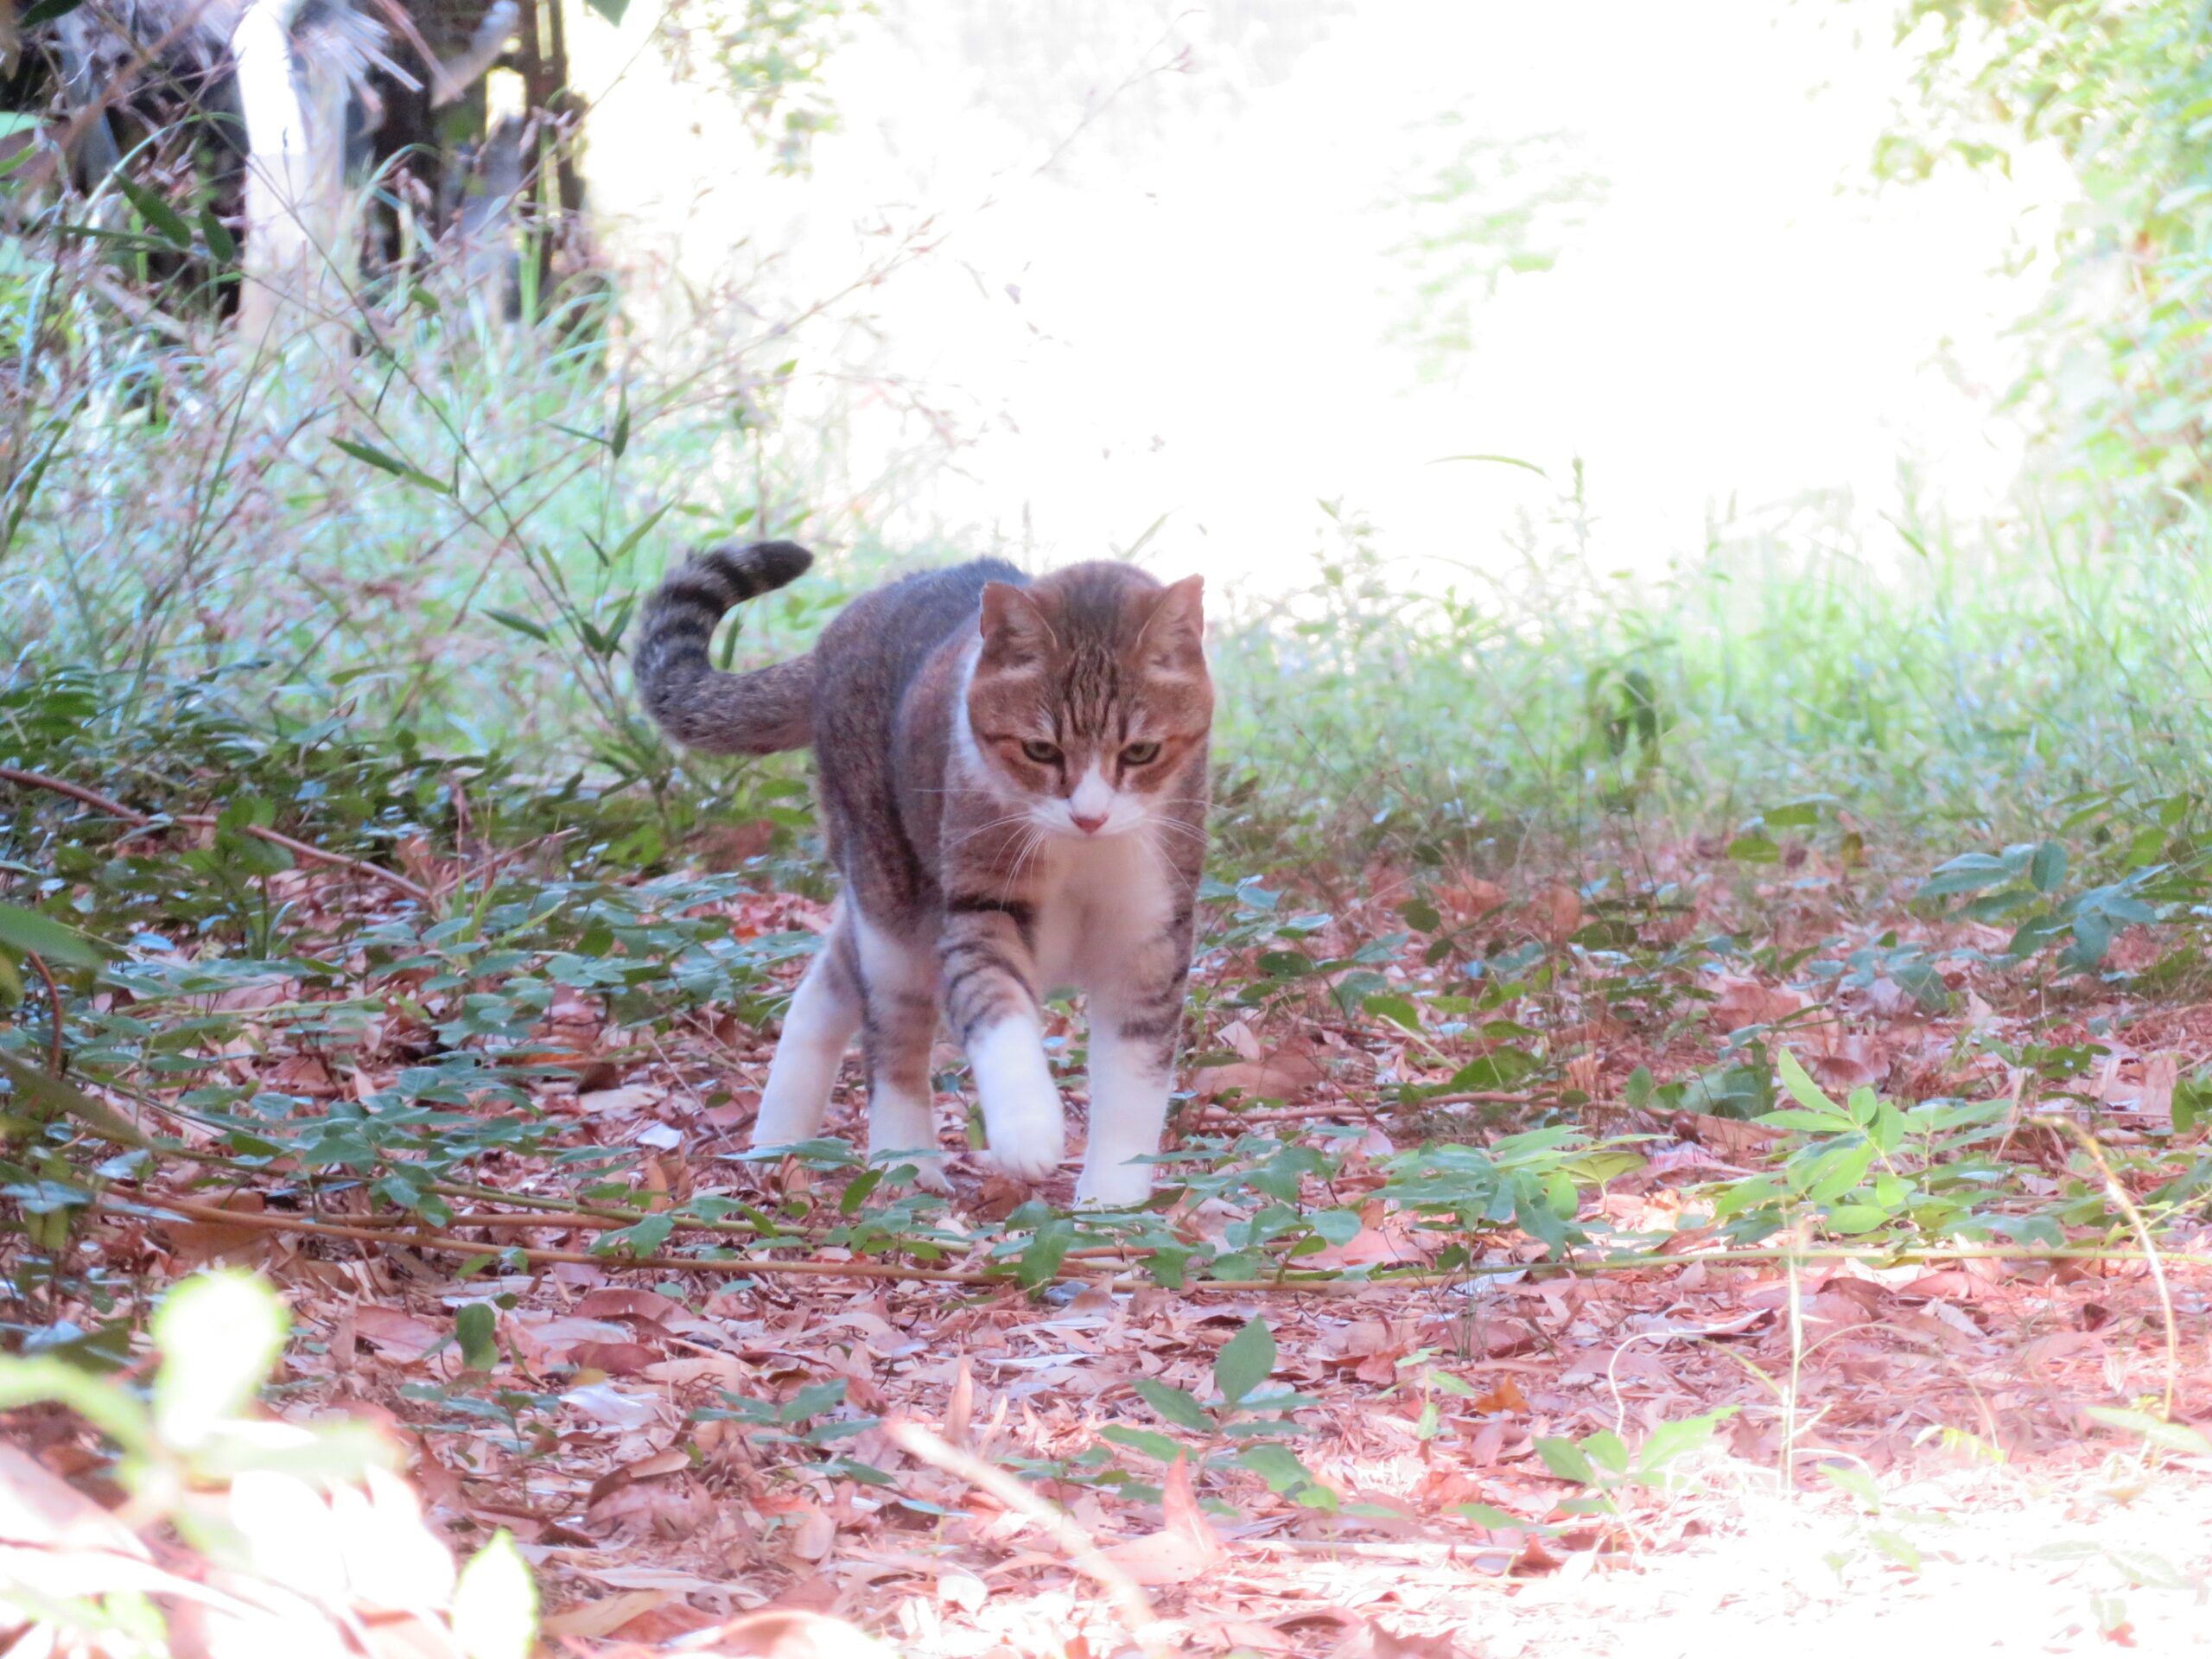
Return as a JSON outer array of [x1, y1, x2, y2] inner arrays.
[[7, 772, 2212, 1657]]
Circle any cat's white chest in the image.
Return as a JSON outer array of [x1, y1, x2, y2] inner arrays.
[[1031, 832, 1173, 995]]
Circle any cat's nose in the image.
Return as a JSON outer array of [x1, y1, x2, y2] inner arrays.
[[1071, 812, 1108, 836]]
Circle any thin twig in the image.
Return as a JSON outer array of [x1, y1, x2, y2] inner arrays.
[[0, 766, 429, 904], [88, 1187, 2212, 1294], [886, 1419, 1166, 1658], [175, 815, 432, 904], [94, 1192, 1011, 1283], [1188, 1089, 1532, 1128], [24, 951, 64, 1076]]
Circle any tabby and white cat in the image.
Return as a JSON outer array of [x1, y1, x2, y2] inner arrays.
[[634, 544, 1211, 1205]]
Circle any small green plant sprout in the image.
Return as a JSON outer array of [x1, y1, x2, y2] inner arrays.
[[1711, 1048, 1916, 1243], [1918, 837, 2164, 975], [1534, 1406, 1738, 1522], [0, 1270, 537, 1659], [1110, 1314, 1363, 1514]]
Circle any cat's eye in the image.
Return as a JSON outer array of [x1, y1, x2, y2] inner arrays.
[[1121, 741, 1162, 766], [1020, 740, 1064, 766]]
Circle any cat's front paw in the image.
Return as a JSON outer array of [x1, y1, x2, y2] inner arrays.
[[968, 1021, 1067, 1182], [983, 1091, 1066, 1181], [1073, 1161, 1154, 1208], [874, 1151, 953, 1194]]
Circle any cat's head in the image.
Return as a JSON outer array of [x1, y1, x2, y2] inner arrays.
[[965, 563, 1212, 839]]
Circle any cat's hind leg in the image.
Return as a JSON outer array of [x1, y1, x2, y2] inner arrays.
[[853, 910, 953, 1189], [751, 912, 863, 1150]]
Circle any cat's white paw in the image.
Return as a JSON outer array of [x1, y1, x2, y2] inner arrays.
[[750, 1100, 820, 1153], [986, 1095, 1067, 1181], [874, 1151, 953, 1194], [969, 1019, 1066, 1182], [1073, 1161, 1154, 1208]]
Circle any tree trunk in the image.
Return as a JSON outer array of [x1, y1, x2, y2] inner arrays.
[[232, 0, 353, 358]]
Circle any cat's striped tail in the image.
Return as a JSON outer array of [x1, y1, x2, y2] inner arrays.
[[633, 540, 817, 754]]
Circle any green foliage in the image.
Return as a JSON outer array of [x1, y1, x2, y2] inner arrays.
[[1886, 0, 2212, 499], [0, 1271, 538, 1658], [1534, 1407, 1737, 1516]]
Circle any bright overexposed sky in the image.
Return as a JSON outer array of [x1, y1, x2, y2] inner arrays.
[[569, 0, 2075, 595]]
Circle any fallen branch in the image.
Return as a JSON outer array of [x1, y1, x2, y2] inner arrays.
[[886, 1419, 1166, 1658], [25, 950, 65, 1075], [0, 765, 430, 904], [92, 1187, 2212, 1294]]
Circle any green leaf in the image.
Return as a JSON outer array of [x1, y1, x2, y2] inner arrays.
[[583, 0, 629, 21], [1453, 1502, 1543, 1531], [1535, 1435, 1596, 1484], [117, 178, 195, 250], [0, 901, 105, 969], [1633, 1409, 1730, 1478], [1133, 1377, 1215, 1434], [333, 436, 452, 496], [455, 1303, 499, 1372], [1821, 1202, 1894, 1236], [197, 207, 236, 264], [594, 1215, 673, 1256], [1398, 897, 1441, 932], [1016, 1217, 1073, 1289], [1235, 1442, 1316, 1495], [1098, 1424, 1185, 1463], [1212, 1314, 1275, 1408], [453, 1531, 537, 1659], [1774, 1047, 1848, 1123], [1726, 834, 1780, 863], [1919, 853, 2013, 899], [1363, 992, 1425, 1035], [0, 1049, 149, 1147], [22, 0, 89, 26], [484, 609, 550, 643], [2030, 840, 2068, 893], [2085, 1407, 2212, 1457]]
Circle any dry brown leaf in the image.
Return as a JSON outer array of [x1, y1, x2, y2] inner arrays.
[[1161, 1452, 1225, 1567], [1529, 883, 1582, 944], [1710, 976, 1807, 1032], [1472, 1376, 1529, 1414], [699, 1609, 895, 1659], [349, 1305, 444, 1362], [1437, 878, 1506, 922], [543, 1591, 673, 1639], [1802, 1034, 1889, 1091], [150, 1190, 276, 1269], [1199, 1044, 1326, 1102], [568, 1340, 660, 1376]]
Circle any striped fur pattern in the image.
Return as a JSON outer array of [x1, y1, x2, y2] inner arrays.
[[634, 546, 1213, 1204], [632, 540, 817, 754]]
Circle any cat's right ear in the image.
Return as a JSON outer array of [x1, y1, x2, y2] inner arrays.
[[978, 582, 1056, 671]]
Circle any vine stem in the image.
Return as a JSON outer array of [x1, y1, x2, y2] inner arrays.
[[25, 951, 65, 1075], [0, 766, 429, 904], [87, 1188, 2212, 1292]]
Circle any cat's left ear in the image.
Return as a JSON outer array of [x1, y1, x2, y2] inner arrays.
[[1134, 575, 1205, 673]]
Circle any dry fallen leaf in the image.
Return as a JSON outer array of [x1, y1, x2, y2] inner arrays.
[[1200, 1043, 1327, 1102]]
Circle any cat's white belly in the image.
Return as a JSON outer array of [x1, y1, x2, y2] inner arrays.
[[1030, 830, 1173, 995]]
